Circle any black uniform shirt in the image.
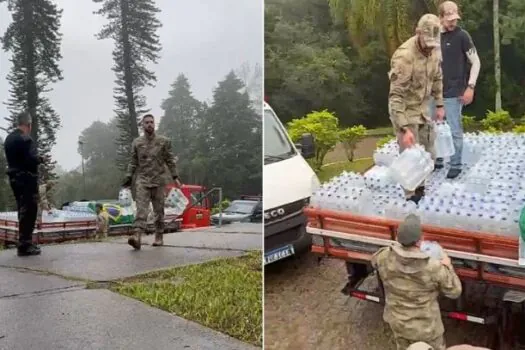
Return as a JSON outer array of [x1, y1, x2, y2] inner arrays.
[[3, 129, 40, 175]]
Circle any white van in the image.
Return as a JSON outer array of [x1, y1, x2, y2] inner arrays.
[[263, 102, 320, 265]]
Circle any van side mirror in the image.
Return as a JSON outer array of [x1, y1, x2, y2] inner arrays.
[[296, 133, 315, 159]]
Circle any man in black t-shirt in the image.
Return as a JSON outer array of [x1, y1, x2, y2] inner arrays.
[[430, 1, 481, 179]]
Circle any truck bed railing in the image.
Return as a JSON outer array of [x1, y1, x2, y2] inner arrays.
[[304, 207, 525, 290]]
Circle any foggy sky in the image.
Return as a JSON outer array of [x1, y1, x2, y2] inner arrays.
[[0, 0, 262, 170]]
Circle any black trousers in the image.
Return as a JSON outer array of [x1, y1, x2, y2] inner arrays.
[[9, 174, 38, 247]]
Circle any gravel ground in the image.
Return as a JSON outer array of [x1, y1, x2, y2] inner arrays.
[[264, 253, 494, 350]]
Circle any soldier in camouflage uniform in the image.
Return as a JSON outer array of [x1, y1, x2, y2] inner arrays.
[[371, 214, 462, 350], [388, 14, 445, 203], [123, 114, 180, 250]]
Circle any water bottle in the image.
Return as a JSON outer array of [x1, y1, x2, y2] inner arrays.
[[389, 144, 434, 191], [434, 121, 455, 158], [420, 241, 444, 259]]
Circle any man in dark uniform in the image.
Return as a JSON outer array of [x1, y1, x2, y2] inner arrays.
[[3, 112, 45, 256]]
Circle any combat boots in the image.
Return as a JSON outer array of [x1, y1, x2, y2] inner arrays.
[[152, 232, 163, 247], [128, 230, 142, 250]]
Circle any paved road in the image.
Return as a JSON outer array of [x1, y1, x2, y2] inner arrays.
[[0, 223, 262, 350]]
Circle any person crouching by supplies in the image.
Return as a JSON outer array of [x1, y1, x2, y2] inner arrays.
[[95, 203, 109, 239], [408, 341, 491, 350], [371, 214, 462, 350]]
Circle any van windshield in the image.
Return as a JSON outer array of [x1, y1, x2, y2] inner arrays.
[[264, 108, 296, 165]]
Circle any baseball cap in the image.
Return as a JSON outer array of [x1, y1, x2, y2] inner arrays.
[[397, 214, 423, 246], [407, 342, 433, 350], [417, 14, 441, 48], [441, 1, 461, 21]]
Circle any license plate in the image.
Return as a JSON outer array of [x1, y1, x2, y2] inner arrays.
[[264, 245, 295, 265]]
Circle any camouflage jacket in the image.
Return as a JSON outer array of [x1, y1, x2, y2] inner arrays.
[[388, 36, 444, 129], [371, 244, 462, 341], [96, 211, 109, 234], [126, 134, 178, 188]]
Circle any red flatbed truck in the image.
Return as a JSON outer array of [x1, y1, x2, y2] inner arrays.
[[305, 207, 525, 349]]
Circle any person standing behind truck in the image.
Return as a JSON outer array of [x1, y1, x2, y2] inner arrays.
[[3, 112, 46, 256], [95, 203, 109, 239], [388, 14, 445, 204], [122, 114, 181, 250], [371, 214, 462, 350], [37, 180, 55, 225], [431, 1, 481, 179]]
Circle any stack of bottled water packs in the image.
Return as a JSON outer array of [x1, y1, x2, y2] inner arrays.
[[311, 132, 525, 238]]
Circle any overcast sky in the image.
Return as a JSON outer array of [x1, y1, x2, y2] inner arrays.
[[0, 0, 262, 170]]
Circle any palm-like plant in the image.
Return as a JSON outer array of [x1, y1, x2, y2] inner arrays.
[[329, 0, 440, 57]]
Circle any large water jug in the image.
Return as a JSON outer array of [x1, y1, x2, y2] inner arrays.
[[388, 144, 434, 191], [434, 121, 455, 158]]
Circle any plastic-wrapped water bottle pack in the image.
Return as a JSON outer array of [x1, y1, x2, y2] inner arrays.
[[165, 188, 189, 215], [311, 132, 525, 237]]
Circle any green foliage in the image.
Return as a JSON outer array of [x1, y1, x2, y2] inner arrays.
[[266, 0, 525, 130], [113, 251, 262, 345], [376, 135, 395, 149], [211, 199, 232, 215], [512, 124, 525, 133], [287, 110, 341, 170], [265, 2, 371, 127], [202, 72, 262, 199], [481, 110, 515, 132], [462, 115, 480, 133], [340, 125, 367, 162], [1, 0, 63, 183], [158, 74, 206, 185]]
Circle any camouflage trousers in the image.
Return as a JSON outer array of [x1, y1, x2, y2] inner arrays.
[[393, 122, 436, 196], [133, 184, 165, 234], [394, 334, 446, 350], [9, 174, 38, 247]]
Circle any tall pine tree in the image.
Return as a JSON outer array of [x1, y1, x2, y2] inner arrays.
[[1, 0, 63, 183], [204, 71, 262, 198], [158, 74, 205, 184], [93, 0, 162, 170]]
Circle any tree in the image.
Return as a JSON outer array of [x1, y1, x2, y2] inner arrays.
[[340, 125, 367, 162], [328, 0, 439, 57], [265, 18, 367, 126], [93, 0, 162, 170], [203, 71, 262, 198], [1, 0, 63, 183], [158, 74, 206, 184], [287, 110, 341, 170], [493, 0, 502, 111]]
